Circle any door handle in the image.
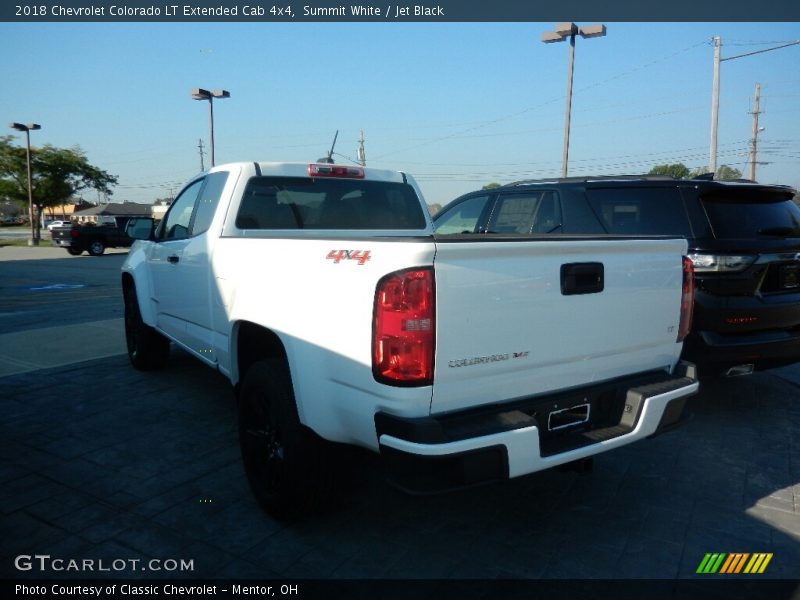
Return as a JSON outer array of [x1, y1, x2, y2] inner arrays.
[[561, 262, 604, 295], [167, 255, 180, 264]]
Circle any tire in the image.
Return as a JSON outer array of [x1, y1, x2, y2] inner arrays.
[[238, 359, 334, 520], [124, 285, 170, 370], [88, 240, 105, 256], [66, 248, 83, 256]]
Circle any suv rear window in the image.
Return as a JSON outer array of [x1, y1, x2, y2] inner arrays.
[[701, 192, 800, 239], [236, 176, 427, 230], [585, 187, 691, 236]]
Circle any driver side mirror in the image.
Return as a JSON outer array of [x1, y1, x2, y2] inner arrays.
[[126, 217, 155, 240]]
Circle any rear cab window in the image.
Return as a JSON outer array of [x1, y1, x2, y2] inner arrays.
[[235, 176, 427, 230]]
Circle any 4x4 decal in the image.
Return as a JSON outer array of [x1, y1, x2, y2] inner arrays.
[[326, 250, 371, 265]]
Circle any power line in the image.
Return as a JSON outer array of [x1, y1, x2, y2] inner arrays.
[[372, 39, 710, 161]]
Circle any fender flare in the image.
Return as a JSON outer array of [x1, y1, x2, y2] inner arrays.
[[121, 250, 156, 328]]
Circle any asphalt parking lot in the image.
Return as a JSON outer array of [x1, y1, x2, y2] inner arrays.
[[1, 248, 798, 595]]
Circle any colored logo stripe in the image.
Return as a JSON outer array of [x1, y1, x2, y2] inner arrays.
[[697, 553, 726, 574], [744, 553, 773, 574], [720, 553, 749, 574], [696, 552, 773, 574]]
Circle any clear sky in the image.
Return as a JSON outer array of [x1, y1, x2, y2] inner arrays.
[[1, 21, 798, 207]]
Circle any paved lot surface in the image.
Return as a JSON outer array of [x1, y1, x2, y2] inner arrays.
[[1, 247, 798, 591], [0, 250, 128, 334]]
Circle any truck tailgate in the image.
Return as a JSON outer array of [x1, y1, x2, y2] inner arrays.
[[431, 237, 688, 414]]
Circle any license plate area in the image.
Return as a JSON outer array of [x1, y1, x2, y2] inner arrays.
[[534, 387, 626, 448], [548, 402, 590, 432]]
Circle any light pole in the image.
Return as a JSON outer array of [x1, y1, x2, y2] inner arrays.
[[541, 22, 606, 178], [191, 88, 230, 168], [9, 122, 42, 246], [708, 37, 800, 176]]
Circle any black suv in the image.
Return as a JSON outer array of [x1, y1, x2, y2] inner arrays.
[[433, 176, 800, 376]]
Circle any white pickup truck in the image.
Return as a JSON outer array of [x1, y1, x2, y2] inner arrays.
[[121, 162, 698, 519]]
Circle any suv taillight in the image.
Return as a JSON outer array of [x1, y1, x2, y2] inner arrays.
[[678, 256, 695, 343], [373, 268, 435, 386], [687, 253, 755, 273]]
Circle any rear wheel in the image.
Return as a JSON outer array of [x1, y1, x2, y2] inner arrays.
[[66, 248, 83, 256], [88, 240, 105, 256], [238, 359, 334, 520], [124, 285, 169, 370]]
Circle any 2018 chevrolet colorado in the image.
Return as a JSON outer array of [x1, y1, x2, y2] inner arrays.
[[121, 162, 698, 519]]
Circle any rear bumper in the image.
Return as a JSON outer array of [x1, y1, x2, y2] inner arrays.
[[685, 287, 800, 373], [52, 239, 73, 247], [376, 362, 698, 493], [683, 329, 800, 374]]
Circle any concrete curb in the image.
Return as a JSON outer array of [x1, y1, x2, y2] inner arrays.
[[0, 245, 128, 262]]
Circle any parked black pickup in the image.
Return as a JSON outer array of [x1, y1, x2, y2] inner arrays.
[[51, 223, 134, 256]]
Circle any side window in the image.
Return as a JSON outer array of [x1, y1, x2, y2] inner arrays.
[[585, 187, 691, 236], [190, 172, 228, 236], [489, 192, 562, 234], [434, 195, 492, 234], [532, 192, 562, 233], [159, 180, 203, 241]]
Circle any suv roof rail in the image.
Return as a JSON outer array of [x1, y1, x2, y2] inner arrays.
[[502, 174, 675, 187]]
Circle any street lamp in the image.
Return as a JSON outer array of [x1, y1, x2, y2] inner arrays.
[[191, 88, 230, 168], [541, 22, 606, 178], [9, 122, 42, 246]]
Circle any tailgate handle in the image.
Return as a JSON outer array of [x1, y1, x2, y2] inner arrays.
[[561, 262, 604, 295], [167, 255, 180, 264]]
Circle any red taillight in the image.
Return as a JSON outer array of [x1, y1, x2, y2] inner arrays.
[[308, 163, 365, 178], [677, 256, 695, 342], [70, 228, 80, 238], [373, 268, 435, 386]]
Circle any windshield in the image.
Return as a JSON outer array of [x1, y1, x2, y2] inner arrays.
[[702, 193, 800, 239]]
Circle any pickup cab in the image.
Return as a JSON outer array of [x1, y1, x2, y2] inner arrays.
[[121, 162, 698, 519]]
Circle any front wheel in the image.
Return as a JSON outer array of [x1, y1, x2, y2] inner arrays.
[[88, 240, 105, 256], [124, 285, 169, 370], [238, 359, 334, 520]]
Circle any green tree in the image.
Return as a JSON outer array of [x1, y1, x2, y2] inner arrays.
[[715, 165, 743, 181], [688, 165, 743, 180], [483, 182, 501, 190], [0, 136, 117, 242], [648, 163, 690, 179]]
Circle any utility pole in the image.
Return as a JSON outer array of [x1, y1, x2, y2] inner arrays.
[[709, 36, 722, 176], [198, 138, 206, 171], [357, 129, 366, 166], [709, 37, 799, 178], [748, 83, 763, 182]]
